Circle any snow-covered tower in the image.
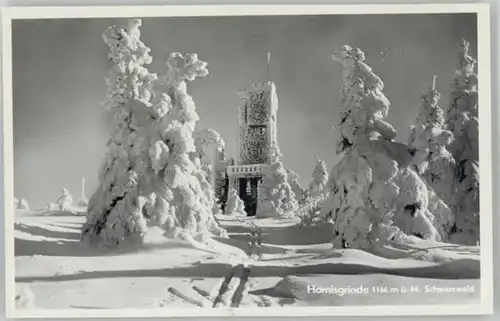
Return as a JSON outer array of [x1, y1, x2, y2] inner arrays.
[[237, 81, 280, 165], [226, 53, 280, 215]]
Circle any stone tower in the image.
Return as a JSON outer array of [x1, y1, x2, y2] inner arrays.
[[237, 81, 281, 165], [225, 79, 281, 216], [222, 53, 282, 216]]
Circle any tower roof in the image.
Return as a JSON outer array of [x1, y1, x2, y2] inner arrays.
[[237, 81, 276, 99]]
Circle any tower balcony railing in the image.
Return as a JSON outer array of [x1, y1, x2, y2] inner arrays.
[[227, 163, 268, 176]]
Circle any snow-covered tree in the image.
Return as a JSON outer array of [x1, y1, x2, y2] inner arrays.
[[297, 193, 327, 227], [18, 198, 30, 210], [193, 128, 225, 181], [191, 128, 225, 218], [81, 19, 159, 246], [286, 169, 304, 202], [427, 187, 455, 241], [46, 202, 58, 211], [321, 45, 444, 250], [224, 188, 246, 216], [81, 19, 225, 247], [451, 161, 479, 245], [256, 161, 299, 217], [320, 46, 400, 249], [147, 52, 227, 241], [299, 159, 329, 224], [447, 39, 479, 161], [192, 128, 225, 216], [406, 78, 456, 241], [306, 159, 328, 198], [56, 188, 74, 211], [391, 168, 445, 241], [408, 78, 457, 211], [446, 39, 479, 245]]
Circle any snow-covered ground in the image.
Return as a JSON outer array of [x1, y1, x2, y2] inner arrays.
[[15, 210, 480, 310]]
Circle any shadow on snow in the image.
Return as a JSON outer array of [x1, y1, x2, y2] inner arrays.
[[16, 256, 479, 283]]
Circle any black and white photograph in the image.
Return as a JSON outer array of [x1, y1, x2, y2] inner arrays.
[[2, 4, 493, 318]]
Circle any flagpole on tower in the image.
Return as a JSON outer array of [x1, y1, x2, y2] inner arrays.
[[267, 52, 271, 83], [432, 75, 437, 91]]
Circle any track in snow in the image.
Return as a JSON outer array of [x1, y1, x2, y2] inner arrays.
[[212, 263, 252, 308]]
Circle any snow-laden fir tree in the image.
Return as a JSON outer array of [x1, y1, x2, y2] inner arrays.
[[256, 161, 299, 218], [391, 168, 450, 241], [192, 128, 225, 215], [306, 159, 329, 198], [193, 128, 224, 181], [18, 198, 30, 210], [426, 186, 455, 241], [298, 192, 327, 227], [300, 159, 329, 224], [286, 169, 304, 202], [320, 45, 400, 249], [321, 46, 443, 250], [193, 128, 225, 215], [407, 78, 456, 240], [56, 188, 74, 211], [447, 39, 479, 161], [224, 188, 247, 216], [446, 39, 479, 245], [81, 19, 159, 246], [409, 78, 457, 210], [146, 52, 227, 241], [81, 19, 225, 247]]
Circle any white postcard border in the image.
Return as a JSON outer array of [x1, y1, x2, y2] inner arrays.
[[1, 3, 493, 318]]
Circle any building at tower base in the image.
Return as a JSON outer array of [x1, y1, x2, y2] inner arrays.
[[211, 148, 234, 212]]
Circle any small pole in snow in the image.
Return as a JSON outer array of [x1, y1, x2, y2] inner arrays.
[[81, 177, 85, 199]]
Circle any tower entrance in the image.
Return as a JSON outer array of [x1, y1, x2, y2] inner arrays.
[[237, 177, 261, 216]]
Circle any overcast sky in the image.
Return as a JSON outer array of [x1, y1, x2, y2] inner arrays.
[[12, 13, 477, 209]]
